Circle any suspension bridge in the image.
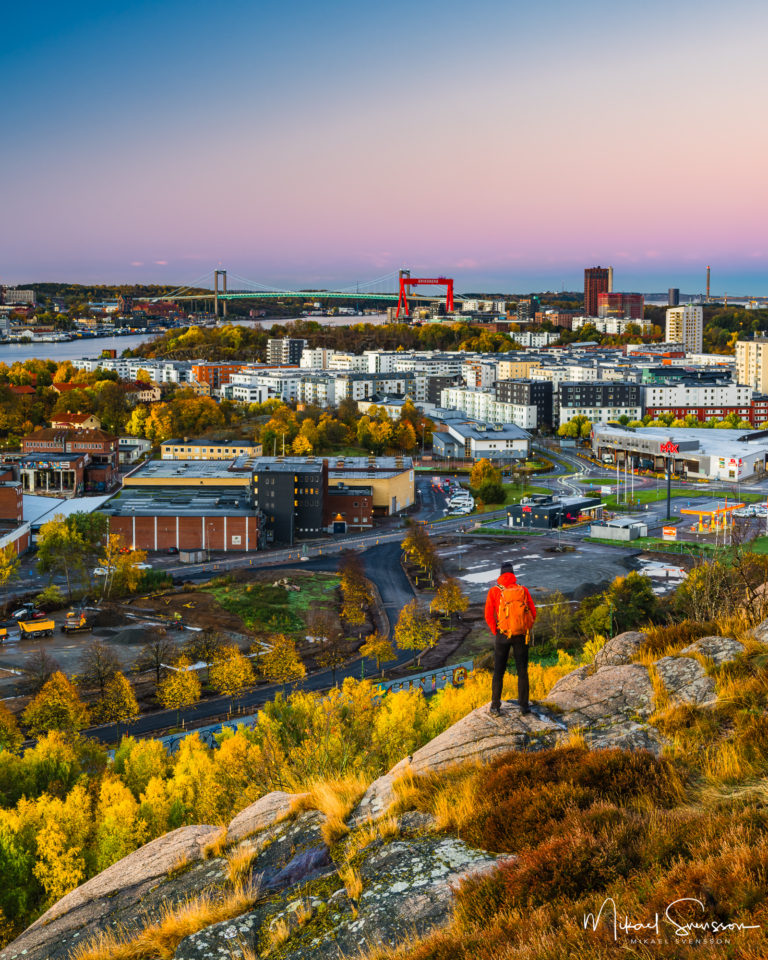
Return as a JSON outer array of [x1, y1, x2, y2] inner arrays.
[[154, 268, 463, 319]]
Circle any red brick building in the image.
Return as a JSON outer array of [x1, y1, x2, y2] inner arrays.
[[19, 427, 119, 494], [584, 266, 611, 317], [598, 292, 644, 320], [191, 363, 248, 391], [101, 486, 260, 552], [324, 484, 373, 532], [0, 466, 29, 555]]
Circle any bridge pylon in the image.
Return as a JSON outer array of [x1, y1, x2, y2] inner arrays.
[[214, 269, 227, 319]]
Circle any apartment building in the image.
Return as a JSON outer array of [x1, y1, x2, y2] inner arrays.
[[665, 305, 703, 353], [559, 382, 642, 425], [161, 439, 263, 460], [495, 379, 554, 429], [736, 340, 768, 393], [440, 387, 538, 429], [267, 338, 306, 365]]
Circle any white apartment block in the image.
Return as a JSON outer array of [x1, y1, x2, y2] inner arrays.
[[572, 316, 652, 335], [461, 360, 497, 389], [510, 331, 560, 348], [299, 348, 331, 370], [298, 376, 341, 407], [666, 305, 703, 353], [440, 387, 537, 429], [736, 340, 768, 393], [559, 403, 643, 425], [327, 352, 370, 372], [644, 383, 752, 409]]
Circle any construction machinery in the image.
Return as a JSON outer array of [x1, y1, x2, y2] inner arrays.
[[61, 610, 92, 634], [18, 619, 55, 639]]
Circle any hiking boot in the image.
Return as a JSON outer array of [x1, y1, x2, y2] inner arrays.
[[489, 704, 503, 717], [520, 704, 531, 715]]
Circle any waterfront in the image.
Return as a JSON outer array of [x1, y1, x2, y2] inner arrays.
[[0, 333, 152, 365]]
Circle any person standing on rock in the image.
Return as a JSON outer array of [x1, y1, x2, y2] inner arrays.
[[484, 561, 537, 717]]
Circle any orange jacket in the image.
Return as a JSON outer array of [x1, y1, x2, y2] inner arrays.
[[484, 571, 537, 637]]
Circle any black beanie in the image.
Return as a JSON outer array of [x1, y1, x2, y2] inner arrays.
[[500, 561, 515, 575]]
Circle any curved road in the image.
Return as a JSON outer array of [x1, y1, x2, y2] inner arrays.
[[83, 540, 417, 744]]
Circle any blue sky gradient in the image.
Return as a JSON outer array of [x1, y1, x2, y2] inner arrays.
[[3, 0, 768, 294]]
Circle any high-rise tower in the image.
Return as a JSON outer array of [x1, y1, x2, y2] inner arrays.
[[584, 266, 611, 317]]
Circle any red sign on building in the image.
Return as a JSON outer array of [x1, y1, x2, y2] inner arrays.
[[660, 441, 679, 454]]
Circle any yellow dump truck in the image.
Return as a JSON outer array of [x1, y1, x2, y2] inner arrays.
[[18, 619, 55, 639]]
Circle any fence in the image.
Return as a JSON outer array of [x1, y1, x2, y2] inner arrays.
[[153, 660, 475, 754]]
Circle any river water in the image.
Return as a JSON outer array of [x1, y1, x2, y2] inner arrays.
[[0, 313, 391, 366]]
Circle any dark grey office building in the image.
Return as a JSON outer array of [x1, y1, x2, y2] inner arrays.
[[495, 379, 554, 429], [427, 374, 462, 405], [266, 338, 306, 365], [668, 288, 680, 306], [516, 297, 540, 321], [559, 381, 641, 413], [508, 494, 603, 529], [253, 458, 328, 545]]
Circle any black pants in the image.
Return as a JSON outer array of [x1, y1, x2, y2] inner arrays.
[[492, 634, 528, 710]]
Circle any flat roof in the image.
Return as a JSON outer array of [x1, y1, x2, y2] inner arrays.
[[162, 439, 257, 448], [24, 493, 114, 527], [101, 487, 253, 517], [128, 459, 242, 480]]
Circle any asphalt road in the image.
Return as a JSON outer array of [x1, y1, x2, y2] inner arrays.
[[82, 540, 418, 745]]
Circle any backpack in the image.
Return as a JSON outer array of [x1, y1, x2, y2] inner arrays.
[[496, 581, 535, 637]]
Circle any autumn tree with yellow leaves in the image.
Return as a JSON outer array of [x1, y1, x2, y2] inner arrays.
[[360, 631, 396, 673], [22, 672, 89, 737], [260, 634, 306, 690], [430, 577, 469, 624], [157, 657, 202, 725], [394, 601, 441, 667], [93, 672, 140, 731], [209, 645, 255, 699]]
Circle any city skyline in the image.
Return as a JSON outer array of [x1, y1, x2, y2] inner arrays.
[[4, 0, 768, 294]]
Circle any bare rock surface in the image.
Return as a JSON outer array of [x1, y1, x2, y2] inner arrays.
[[593, 630, 648, 667], [681, 636, 744, 665], [352, 701, 565, 824], [227, 790, 306, 843], [655, 655, 717, 705], [547, 662, 655, 725]]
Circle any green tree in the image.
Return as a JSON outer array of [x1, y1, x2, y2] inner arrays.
[[22, 672, 89, 737], [36, 515, 84, 601], [579, 572, 658, 637]]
